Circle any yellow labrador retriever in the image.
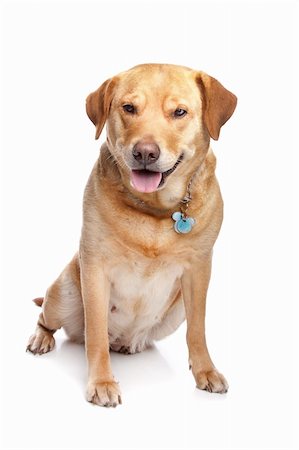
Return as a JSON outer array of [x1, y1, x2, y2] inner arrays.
[[27, 64, 237, 407]]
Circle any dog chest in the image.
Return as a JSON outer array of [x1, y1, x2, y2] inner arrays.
[[107, 258, 183, 343]]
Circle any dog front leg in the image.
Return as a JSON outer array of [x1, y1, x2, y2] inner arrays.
[[181, 254, 228, 394], [80, 260, 122, 407]]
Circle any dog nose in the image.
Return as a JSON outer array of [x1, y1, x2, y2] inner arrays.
[[132, 140, 160, 165]]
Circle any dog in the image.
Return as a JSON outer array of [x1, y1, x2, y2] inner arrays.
[[27, 64, 237, 407]]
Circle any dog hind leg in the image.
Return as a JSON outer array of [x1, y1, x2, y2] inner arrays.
[[27, 278, 64, 355], [27, 253, 84, 354]]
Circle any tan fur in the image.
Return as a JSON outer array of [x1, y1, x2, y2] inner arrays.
[[27, 63, 237, 407]]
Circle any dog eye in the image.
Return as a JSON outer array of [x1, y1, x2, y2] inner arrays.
[[174, 108, 187, 118], [123, 104, 136, 114]]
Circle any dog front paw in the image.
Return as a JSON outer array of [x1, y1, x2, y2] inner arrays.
[[86, 380, 122, 407], [195, 369, 228, 394]]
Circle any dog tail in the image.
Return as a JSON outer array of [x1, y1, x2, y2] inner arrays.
[[32, 297, 44, 307]]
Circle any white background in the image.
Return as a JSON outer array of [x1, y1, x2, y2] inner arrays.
[[0, 1, 298, 449]]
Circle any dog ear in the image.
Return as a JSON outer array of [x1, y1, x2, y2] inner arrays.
[[86, 77, 117, 140], [196, 72, 237, 140]]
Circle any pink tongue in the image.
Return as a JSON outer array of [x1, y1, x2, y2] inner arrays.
[[131, 170, 162, 193]]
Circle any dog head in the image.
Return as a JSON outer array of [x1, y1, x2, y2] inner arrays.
[[86, 64, 237, 194]]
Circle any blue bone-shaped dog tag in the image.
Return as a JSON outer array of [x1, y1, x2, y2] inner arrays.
[[172, 212, 195, 234]]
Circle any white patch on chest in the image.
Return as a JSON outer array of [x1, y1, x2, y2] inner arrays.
[[107, 258, 183, 352]]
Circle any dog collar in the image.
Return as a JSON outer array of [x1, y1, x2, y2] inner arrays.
[[171, 172, 197, 234]]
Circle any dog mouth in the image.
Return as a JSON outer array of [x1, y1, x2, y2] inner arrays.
[[130, 154, 183, 193]]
